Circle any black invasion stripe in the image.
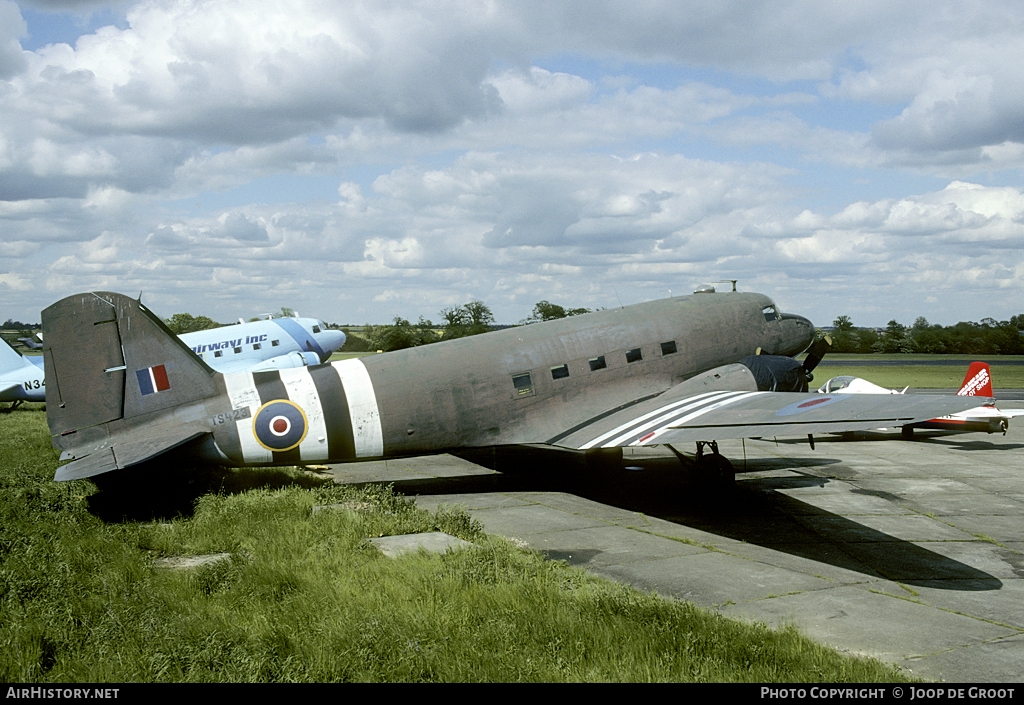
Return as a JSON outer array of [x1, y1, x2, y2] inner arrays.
[[544, 392, 662, 445], [308, 364, 355, 460], [252, 370, 301, 465]]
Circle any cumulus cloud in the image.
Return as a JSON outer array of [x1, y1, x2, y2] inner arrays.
[[2, 0, 1024, 326], [0, 1, 28, 79]]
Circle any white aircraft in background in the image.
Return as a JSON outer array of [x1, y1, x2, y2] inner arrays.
[[2, 313, 345, 407], [180, 314, 346, 374], [1, 338, 45, 407], [14, 333, 43, 350], [818, 361, 1024, 436]]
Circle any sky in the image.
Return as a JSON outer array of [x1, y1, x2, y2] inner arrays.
[[2, 0, 1023, 329]]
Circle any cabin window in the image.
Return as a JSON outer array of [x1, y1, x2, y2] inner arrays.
[[512, 373, 534, 397], [214, 350, 223, 358], [588, 356, 607, 371], [550, 364, 569, 380], [272, 340, 281, 347], [233, 346, 242, 354], [661, 341, 677, 356], [626, 348, 643, 363]]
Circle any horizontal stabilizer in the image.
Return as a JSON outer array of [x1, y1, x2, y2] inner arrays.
[[55, 448, 118, 482], [55, 429, 210, 482]]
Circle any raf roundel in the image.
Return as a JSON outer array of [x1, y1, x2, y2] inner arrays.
[[253, 400, 308, 452]]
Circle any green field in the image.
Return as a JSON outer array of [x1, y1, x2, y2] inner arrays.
[[809, 355, 1024, 390], [335, 351, 1024, 389], [0, 404, 917, 683]]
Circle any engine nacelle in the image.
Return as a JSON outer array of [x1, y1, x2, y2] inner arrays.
[[738, 354, 810, 393], [245, 351, 321, 372]]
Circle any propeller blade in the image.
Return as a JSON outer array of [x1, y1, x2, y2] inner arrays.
[[802, 335, 832, 375]]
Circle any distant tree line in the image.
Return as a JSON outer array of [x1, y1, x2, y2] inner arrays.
[[347, 300, 593, 353], [163, 312, 223, 335], [2, 319, 40, 330], [15, 303, 1020, 356], [521, 300, 592, 323], [162, 307, 299, 334], [830, 314, 1024, 355]]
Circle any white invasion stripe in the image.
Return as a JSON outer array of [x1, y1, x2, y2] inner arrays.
[[332, 358, 384, 458], [579, 391, 732, 450], [628, 391, 764, 446], [223, 372, 272, 464], [601, 391, 751, 448], [279, 367, 329, 462], [606, 391, 745, 446]]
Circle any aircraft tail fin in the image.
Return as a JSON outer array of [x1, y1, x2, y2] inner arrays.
[[956, 361, 993, 397], [42, 292, 220, 477], [0, 337, 35, 371]]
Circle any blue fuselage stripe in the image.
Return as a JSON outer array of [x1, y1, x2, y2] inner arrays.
[[273, 318, 325, 360]]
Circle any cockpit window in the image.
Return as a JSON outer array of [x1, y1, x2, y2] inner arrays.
[[312, 325, 321, 333], [763, 305, 780, 322], [823, 376, 854, 393]]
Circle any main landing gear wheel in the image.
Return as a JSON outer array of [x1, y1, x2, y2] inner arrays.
[[668, 441, 735, 490], [695, 441, 735, 489]]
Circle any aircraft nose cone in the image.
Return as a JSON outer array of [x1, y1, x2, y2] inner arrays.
[[777, 313, 815, 357], [322, 330, 346, 361]]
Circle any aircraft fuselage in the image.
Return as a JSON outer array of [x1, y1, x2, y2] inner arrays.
[[198, 292, 814, 466]]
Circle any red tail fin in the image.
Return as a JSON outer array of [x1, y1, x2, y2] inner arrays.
[[956, 362, 993, 396]]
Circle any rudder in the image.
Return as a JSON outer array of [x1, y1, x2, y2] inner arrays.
[[956, 361, 993, 397], [43, 292, 220, 472]]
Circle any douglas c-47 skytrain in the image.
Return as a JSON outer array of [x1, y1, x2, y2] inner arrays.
[[42, 290, 994, 485]]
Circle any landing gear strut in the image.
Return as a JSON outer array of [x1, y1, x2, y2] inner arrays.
[[667, 441, 735, 489]]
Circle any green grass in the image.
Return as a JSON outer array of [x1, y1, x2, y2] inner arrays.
[[328, 351, 377, 361], [1, 404, 917, 682], [812, 355, 1024, 389]]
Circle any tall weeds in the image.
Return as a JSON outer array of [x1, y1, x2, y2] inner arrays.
[[1, 405, 914, 682]]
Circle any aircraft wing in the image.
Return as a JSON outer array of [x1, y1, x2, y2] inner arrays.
[[551, 385, 996, 450], [206, 350, 322, 374]]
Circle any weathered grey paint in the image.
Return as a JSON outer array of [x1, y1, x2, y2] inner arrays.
[[357, 292, 807, 458], [43, 290, 990, 482]]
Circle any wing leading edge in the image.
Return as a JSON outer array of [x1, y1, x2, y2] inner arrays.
[[549, 365, 996, 450]]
